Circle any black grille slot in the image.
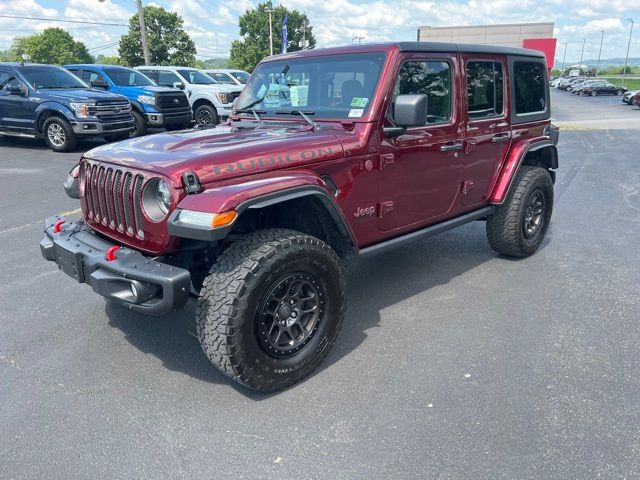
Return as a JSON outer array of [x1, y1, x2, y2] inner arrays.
[[105, 169, 115, 228], [122, 172, 133, 236], [97, 167, 107, 225], [91, 165, 101, 222], [133, 175, 144, 239], [84, 165, 94, 219], [113, 170, 123, 231]]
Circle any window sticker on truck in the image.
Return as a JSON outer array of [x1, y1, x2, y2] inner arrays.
[[350, 97, 369, 108], [348, 108, 364, 118]]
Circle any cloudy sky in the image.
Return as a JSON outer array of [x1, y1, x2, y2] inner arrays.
[[1, 0, 639, 65]]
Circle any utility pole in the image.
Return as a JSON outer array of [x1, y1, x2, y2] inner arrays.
[[100, 0, 150, 65], [561, 42, 568, 74], [622, 19, 635, 87], [135, 0, 151, 65], [302, 20, 306, 50], [266, 7, 274, 56], [596, 30, 604, 75], [579, 38, 585, 75], [352, 36, 364, 44]]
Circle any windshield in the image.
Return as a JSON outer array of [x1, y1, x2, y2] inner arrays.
[[104, 67, 155, 87], [234, 52, 386, 119], [18, 67, 87, 90], [231, 71, 250, 84], [178, 70, 216, 85]]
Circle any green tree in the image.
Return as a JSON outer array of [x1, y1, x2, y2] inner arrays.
[[95, 54, 123, 65], [118, 6, 196, 67], [229, 1, 315, 72], [4, 29, 92, 64]]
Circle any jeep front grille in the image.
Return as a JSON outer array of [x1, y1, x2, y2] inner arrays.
[[83, 164, 145, 240]]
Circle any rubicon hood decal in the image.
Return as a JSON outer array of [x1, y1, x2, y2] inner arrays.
[[212, 147, 336, 176]]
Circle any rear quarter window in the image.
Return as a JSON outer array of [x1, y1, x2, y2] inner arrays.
[[513, 61, 546, 114]]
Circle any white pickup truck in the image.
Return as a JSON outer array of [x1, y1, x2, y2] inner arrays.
[[135, 66, 243, 125]]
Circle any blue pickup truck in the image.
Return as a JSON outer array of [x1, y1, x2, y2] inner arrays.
[[0, 63, 134, 152], [64, 64, 192, 137]]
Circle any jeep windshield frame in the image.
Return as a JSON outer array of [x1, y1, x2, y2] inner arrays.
[[17, 66, 88, 90], [234, 52, 387, 121]]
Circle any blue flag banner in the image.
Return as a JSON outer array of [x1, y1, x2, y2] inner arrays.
[[282, 15, 288, 54]]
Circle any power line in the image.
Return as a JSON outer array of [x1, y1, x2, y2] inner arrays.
[[0, 14, 128, 27]]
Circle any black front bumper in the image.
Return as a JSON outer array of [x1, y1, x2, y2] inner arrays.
[[40, 216, 190, 316]]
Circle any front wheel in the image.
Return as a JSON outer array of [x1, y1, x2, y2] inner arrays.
[[194, 104, 219, 125], [617, 90, 624, 96], [486, 166, 554, 258], [196, 229, 346, 392], [129, 110, 147, 138], [591, 91, 597, 96], [43, 116, 77, 152]]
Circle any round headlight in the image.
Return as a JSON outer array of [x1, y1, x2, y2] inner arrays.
[[143, 178, 171, 221]]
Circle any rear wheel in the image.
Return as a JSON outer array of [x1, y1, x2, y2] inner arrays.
[[196, 228, 346, 392], [43, 116, 77, 152], [194, 104, 218, 125], [486, 166, 554, 258], [591, 90, 597, 96]]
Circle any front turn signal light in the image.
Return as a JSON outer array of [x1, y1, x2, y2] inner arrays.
[[211, 211, 237, 228]]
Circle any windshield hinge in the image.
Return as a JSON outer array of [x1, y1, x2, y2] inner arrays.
[[378, 201, 394, 218], [379, 153, 394, 170]]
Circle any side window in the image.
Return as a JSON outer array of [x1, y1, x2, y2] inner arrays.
[[0, 71, 10, 89], [466, 61, 504, 119], [138, 70, 156, 81], [513, 61, 546, 114], [81, 70, 106, 84], [393, 60, 451, 125], [158, 71, 180, 86]]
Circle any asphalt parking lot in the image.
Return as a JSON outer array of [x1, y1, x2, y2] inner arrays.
[[1, 90, 639, 479]]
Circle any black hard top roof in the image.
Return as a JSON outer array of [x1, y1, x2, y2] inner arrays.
[[397, 41, 545, 58]]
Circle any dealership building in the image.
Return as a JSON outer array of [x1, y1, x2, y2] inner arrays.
[[417, 22, 556, 69]]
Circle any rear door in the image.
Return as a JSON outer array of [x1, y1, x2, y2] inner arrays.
[[459, 55, 511, 206]]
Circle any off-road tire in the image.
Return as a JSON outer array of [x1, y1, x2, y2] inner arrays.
[[129, 110, 147, 138], [43, 116, 77, 152], [196, 228, 346, 392], [194, 104, 218, 125], [486, 166, 554, 258]]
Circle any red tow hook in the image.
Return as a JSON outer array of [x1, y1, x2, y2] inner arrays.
[[52, 220, 66, 233], [105, 246, 120, 262]]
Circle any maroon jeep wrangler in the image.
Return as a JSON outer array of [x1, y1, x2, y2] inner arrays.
[[41, 43, 559, 392]]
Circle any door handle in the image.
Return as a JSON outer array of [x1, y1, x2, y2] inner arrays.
[[440, 142, 463, 152], [491, 133, 511, 143]]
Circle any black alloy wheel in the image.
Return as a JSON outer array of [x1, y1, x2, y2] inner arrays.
[[257, 272, 326, 358]]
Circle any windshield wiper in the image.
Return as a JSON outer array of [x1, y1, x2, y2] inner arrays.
[[275, 110, 317, 129], [235, 108, 266, 124]]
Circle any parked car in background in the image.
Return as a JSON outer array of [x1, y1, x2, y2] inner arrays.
[[579, 81, 626, 96], [558, 77, 584, 90], [135, 66, 242, 125], [203, 69, 250, 87], [567, 79, 596, 93], [621, 89, 639, 105], [65, 64, 192, 137], [0, 63, 133, 152]]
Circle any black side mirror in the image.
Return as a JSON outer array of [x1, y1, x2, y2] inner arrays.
[[173, 81, 185, 90], [383, 94, 428, 138], [90, 78, 108, 89], [6, 83, 27, 96]]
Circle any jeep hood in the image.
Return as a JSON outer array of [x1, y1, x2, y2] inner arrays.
[[37, 88, 127, 103], [84, 123, 345, 185]]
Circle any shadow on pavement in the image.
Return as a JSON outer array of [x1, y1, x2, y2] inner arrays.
[[105, 222, 545, 397]]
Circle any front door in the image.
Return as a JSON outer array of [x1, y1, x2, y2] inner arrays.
[[378, 53, 463, 232], [460, 55, 511, 206], [0, 69, 36, 133]]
